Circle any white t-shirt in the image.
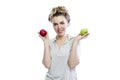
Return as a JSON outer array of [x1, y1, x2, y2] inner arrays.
[[45, 35, 80, 80]]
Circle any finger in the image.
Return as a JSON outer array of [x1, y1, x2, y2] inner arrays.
[[37, 32, 39, 34], [37, 32, 41, 36], [45, 31, 49, 39], [39, 34, 45, 40], [83, 33, 89, 37], [37, 31, 44, 37], [82, 33, 89, 39]]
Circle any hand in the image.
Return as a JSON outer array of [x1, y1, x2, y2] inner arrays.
[[74, 33, 90, 42], [38, 31, 49, 42]]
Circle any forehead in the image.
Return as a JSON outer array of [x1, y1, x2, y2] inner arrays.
[[51, 16, 67, 23]]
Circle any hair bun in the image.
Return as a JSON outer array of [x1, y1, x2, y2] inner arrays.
[[52, 6, 68, 15], [48, 6, 70, 23]]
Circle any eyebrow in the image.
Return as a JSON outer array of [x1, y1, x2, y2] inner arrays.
[[53, 21, 64, 24], [60, 21, 64, 24], [53, 22, 57, 24]]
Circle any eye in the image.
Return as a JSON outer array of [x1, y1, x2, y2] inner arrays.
[[60, 21, 65, 25], [53, 23, 57, 26]]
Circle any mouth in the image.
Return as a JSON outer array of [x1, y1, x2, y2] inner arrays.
[[58, 30, 64, 33]]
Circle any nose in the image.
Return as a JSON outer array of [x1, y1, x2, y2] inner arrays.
[[58, 24, 62, 29]]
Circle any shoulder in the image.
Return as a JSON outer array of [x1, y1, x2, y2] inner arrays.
[[67, 35, 74, 40], [67, 35, 75, 42], [49, 37, 56, 43], [49, 37, 56, 47]]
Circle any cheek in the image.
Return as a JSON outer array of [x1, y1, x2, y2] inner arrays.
[[63, 26, 67, 30], [64, 28, 66, 31], [53, 27, 58, 32]]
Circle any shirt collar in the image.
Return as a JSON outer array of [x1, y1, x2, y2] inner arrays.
[[51, 34, 73, 43]]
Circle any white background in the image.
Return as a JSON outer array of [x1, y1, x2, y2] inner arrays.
[[0, 0, 120, 80]]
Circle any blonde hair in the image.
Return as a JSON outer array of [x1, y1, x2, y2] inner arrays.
[[48, 6, 70, 23]]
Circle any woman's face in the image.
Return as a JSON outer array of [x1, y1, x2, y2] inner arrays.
[[51, 16, 69, 37]]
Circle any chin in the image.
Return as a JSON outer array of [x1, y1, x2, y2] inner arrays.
[[57, 33, 65, 37]]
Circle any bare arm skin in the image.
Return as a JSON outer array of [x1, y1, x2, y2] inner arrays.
[[42, 40, 51, 69], [38, 33, 51, 69], [68, 33, 89, 68], [68, 40, 80, 68]]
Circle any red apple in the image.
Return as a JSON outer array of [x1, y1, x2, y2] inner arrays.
[[39, 29, 47, 37]]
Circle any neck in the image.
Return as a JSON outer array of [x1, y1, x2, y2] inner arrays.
[[56, 34, 68, 40]]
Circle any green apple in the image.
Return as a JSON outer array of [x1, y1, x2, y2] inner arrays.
[[80, 28, 88, 36]]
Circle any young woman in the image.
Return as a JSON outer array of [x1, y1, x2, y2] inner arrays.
[[39, 6, 89, 80]]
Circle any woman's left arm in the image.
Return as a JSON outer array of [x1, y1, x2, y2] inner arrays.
[[68, 33, 89, 68]]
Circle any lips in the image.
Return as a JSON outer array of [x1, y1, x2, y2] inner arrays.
[[58, 30, 64, 33], [58, 30, 63, 33]]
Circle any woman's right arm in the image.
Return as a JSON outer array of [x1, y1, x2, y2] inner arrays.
[[42, 40, 51, 69], [38, 33, 51, 69]]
